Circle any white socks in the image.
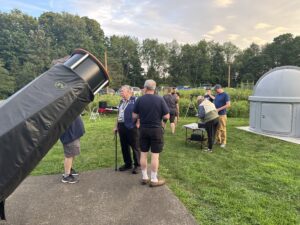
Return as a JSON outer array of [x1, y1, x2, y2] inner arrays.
[[142, 169, 149, 180], [142, 169, 158, 182], [150, 171, 158, 182]]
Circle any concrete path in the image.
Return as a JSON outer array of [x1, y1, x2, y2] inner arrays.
[[1, 169, 198, 225]]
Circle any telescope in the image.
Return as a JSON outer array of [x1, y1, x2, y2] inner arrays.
[[0, 49, 109, 220]]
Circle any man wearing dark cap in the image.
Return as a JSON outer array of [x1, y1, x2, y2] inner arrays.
[[213, 84, 230, 148], [133, 79, 170, 187]]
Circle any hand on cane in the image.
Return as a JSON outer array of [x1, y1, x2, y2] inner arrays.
[[113, 127, 118, 134]]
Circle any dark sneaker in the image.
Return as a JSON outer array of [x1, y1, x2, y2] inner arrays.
[[119, 164, 132, 171], [61, 174, 78, 184], [149, 179, 165, 187], [71, 168, 78, 176], [62, 168, 78, 176], [132, 166, 139, 174]]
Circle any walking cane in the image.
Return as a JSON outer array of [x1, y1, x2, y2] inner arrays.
[[114, 130, 118, 171], [0, 200, 5, 220]]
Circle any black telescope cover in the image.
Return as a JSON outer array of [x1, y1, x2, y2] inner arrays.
[[0, 64, 93, 202]]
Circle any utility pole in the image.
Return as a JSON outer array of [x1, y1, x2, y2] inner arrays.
[[227, 63, 231, 88], [104, 50, 108, 72], [104, 50, 109, 92]]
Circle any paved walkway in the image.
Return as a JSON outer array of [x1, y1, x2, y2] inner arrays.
[[1, 169, 198, 225]]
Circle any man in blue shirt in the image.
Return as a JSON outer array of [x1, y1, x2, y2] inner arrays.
[[213, 84, 230, 148], [60, 116, 85, 183], [114, 85, 140, 174]]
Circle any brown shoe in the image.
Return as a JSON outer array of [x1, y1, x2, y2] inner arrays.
[[149, 179, 165, 187], [140, 178, 150, 185]]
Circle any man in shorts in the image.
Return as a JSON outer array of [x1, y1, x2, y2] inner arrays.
[[133, 79, 170, 187], [163, 87, 178, 134], [60, 116, 85, 184]]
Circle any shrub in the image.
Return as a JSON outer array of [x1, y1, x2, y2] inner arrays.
[[227, 100, 249, 118]]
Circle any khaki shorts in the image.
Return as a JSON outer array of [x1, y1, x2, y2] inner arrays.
[[63, 138, 80, 158]]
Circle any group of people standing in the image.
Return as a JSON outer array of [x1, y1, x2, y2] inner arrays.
[[115, 80, 170, 187], [197, 84, 231, 152], [59, 81, 230, 185]]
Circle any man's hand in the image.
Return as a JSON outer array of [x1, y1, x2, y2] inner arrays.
[[113, 127, 118, 133], [136, 119, 140, 129]]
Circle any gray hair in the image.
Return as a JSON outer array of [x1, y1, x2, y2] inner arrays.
[[197, 95, 205, 104], [144, 79, 156, 90], [121, 85, 132, 92]]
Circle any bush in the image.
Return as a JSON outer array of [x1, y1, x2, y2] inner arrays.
[[227, 100, 249, 118], [90, 89, 251, 118], [86, 94, 120, 113]]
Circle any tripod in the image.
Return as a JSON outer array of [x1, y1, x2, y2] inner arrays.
[[184, 96, 198, 118]]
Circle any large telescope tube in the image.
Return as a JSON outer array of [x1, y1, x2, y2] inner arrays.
[[0, 49, 109, 220]]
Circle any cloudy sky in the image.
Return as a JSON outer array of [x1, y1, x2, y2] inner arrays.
[[1, 0, 300, 49]]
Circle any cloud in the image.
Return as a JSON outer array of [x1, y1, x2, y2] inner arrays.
[[2, 0, 48, 13], [254, 23, 272, 29], [214, 0, 234, 7], [228, 34, 239, 41], [226, 15, 236, 19], [2, 0, 300, 50], [207, 25, 226, 35], [242, 36, 267, 46], [202, 34, 214, 41], [267, 26, 288, 35]]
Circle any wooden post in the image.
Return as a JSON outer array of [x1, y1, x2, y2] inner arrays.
[[104, 50, 108, 72], [227, 63, 231, 88]]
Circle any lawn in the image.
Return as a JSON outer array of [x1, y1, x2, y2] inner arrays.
[[32, 115, 300, 225]]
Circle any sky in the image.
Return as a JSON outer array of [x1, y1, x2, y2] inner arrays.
[[1, 0, 300, 49]]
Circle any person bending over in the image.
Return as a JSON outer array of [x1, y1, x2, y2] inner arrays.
[[197, 96, 219, 152]]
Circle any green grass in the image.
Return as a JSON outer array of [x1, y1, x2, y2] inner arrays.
[[33, 115, 300, 225]]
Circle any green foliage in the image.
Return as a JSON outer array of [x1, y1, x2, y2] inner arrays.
[[33, 117, 300, 225], [106, 35, 144, 88], [0, 60, 15, 98], [1, 9, 300, 100], [176, 88, 251, 117], [87, 94, 120, 111], [227, 100, 249, 118]]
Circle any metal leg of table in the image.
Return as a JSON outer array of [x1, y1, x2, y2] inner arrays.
[[185, 128, 187, 145]]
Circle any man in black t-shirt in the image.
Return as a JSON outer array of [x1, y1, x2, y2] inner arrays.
[[133, 79, 169, 187], [163, 87, 178, 134]]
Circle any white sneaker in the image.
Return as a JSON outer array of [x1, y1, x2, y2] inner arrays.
[[220, 144, 226, 148]]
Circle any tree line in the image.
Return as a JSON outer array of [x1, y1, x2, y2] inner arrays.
[[1, 9, 300, 98]]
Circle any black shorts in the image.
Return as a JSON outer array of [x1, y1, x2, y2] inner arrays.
[[163, 113, 175, 123], [140, 127, 164, 153]]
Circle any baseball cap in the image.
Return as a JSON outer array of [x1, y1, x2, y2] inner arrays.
[[213, 84, 222, 90]]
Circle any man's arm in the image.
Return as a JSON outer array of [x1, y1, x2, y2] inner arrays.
[[198, 105, 205, 119], [163, 113, 170, 120], [132, 112, 139, 120], [217, 101, 231, 112]]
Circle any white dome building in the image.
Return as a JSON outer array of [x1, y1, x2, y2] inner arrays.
[[249, 66, 300, 137]]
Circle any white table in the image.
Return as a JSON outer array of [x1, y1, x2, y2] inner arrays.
[[183, 123, 206, 149]]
